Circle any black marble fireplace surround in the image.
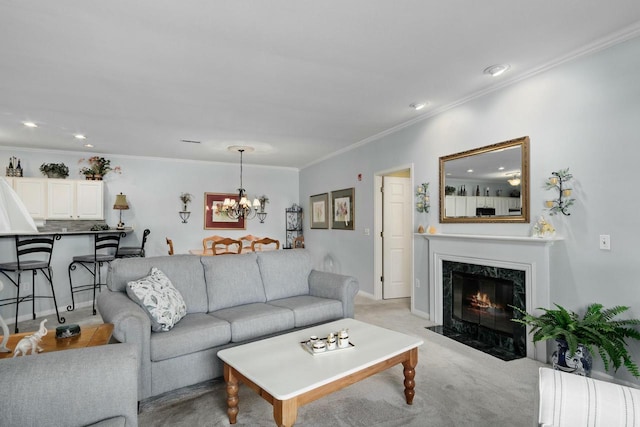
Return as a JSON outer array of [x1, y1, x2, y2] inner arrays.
[[427, 260, 527, 361]]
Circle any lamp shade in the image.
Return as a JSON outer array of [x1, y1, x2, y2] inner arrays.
[[113, 193, 130, 210]]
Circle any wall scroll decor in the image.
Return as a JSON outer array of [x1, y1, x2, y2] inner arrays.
[[331, 188, 354, 230], [545, 168, 574, 216], [204, 193, 246, 230], [415, 182, 430, 213], [310, 193, 329, 229]]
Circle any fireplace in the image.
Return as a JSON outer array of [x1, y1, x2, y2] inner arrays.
[[433, 261, 526, 360]]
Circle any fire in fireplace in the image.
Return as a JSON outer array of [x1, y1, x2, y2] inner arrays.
[[452, 272, 514, 336], [428, 261, 527, 361]]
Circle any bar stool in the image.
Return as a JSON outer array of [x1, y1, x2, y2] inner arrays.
[[0, 234, 66, 333], [116, 229, 150, 258], [67, 232, 123, 315]]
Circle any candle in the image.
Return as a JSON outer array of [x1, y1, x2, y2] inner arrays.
[[562, 189, 572, 197], [549, 177, 558, 185], [545, 201, 554, 208]]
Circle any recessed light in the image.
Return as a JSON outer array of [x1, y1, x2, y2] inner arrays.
[[410, 102, 427, 111], [498, 166, 505, 170], [23, 121, 37, 128], [74, 134, 87, 140], [84, 143, 94, 148], [483, 64, 510, 77], [467, 169, 474, 173]]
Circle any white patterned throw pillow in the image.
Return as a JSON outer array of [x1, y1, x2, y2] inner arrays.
[[126, 267, 187, 332]]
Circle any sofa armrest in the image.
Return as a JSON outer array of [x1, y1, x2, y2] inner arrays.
[[0, 343, 138, 427], [308, 270, 359, 318], [537, 367, 640, 426], [98, 290, 152, 401]]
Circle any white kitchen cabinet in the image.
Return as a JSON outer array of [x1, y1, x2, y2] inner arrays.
[[47, 179, 104, 220], [445, 195, 521, 217], [75, 181, 104, 219], [14, 177, 48, 219]]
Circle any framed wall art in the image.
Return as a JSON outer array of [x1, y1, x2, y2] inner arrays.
[[204, 192, 246, 230], [310, 193, 329, 229], [331, 188, 354, 230]]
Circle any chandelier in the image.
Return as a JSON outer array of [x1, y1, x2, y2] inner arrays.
[[215, 147, 260, 220], [507, 174, 521, 186]]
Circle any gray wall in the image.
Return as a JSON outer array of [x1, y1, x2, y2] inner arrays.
[[300, 36, 640, 382], [0, 149, 298, 319]]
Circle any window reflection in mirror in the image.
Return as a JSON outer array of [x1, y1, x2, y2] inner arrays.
[[439, 136, 529, 223]]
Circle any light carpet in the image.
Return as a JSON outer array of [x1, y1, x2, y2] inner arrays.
[[16, 296, 545, 426]]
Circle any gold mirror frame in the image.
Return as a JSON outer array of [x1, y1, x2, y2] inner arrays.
[[439, 136, 530, 223]]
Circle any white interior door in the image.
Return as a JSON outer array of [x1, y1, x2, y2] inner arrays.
[[382, 176, 411, 299]]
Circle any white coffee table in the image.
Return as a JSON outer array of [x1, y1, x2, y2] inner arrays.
[[217, 318, 424, 426]]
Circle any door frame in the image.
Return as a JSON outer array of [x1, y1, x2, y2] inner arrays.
[[373, 164, 415, 307]]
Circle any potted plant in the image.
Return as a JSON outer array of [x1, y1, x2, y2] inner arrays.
[[512, 303, 640, 377], [258, 195, 269, 212], [39, 162, 69, 178], [79, 156, 121, 180], [179, 193, 192, 211]]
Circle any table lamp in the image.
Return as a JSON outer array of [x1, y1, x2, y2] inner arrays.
[[113, 193, 129, 230]]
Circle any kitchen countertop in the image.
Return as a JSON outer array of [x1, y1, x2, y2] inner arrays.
[[0, 227, 133, 237]]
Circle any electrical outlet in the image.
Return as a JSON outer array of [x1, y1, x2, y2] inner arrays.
[[599, 234, 611, 250], [363, 228, 370, 236], [415, 278, 420, 288]]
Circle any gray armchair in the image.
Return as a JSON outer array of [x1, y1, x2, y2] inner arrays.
[[0, 343, 138, 427]]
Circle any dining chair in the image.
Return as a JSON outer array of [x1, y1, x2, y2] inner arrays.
[[212, 238, 242, 255], [293, 235, 305, 249], [68, 232, 123, 315], [116, 229, 151, 258], [202, 235, 225, 255], [251, 237, 280, 252], [239, 234, 260, 253], [166, 237, 174, 255], [0, 234, 66, 333]]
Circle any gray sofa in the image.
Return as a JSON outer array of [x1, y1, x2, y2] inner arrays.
[[0, 343, 138, 427], [97, 249, 359, 400]]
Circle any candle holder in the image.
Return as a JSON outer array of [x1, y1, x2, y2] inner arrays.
[[545, 168, 574, 216]]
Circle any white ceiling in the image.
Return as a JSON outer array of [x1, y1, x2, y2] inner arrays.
[[2, 1, 640, 169]]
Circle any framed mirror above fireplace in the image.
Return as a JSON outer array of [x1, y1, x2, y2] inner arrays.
[[439, 136, 530, 223]]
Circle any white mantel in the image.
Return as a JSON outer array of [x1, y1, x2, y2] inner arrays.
[[418, 233, 563, 361]]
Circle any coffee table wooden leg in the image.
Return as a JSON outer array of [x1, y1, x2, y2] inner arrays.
[[402, 347, 418, 405], [273, 398, 297, 427], [224, 364, 239, 424]]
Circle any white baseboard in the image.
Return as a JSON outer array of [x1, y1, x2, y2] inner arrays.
[[6, 300, 95, 326]]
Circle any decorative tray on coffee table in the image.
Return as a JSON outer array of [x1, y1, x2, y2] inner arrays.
[[300, 336, 355, 356]]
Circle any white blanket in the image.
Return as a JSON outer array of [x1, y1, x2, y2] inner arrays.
[[0, 177, 38, 233]]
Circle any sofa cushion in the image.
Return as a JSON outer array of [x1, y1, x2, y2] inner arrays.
[[212, 303, 294, 342], [201, 253, 266, 312], [150, 313, 231, 361], [127, 267, 187, 332], [267, 295, 344, 327], [257, 249, 312, 301], [108, 255, 209, 313]]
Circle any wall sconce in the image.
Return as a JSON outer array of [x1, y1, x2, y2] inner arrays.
[[179, 211, 191, 224], [415, 183, 430, 213], [113, 193, 130, 230], [179, 192, 192, 224], [257, 195, 269, 223], [545, 168, 574, 216]]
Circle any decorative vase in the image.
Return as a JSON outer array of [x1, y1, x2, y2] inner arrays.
[[417, 225, 425, 233], [93, 174, 102, 181], [551, 338, 593, 377]]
